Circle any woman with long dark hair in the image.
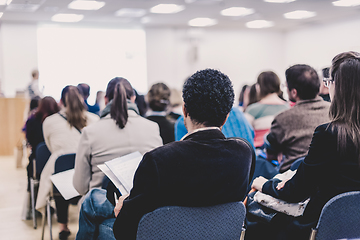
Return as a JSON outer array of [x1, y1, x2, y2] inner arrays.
[[25, 96, 59, 190], [36, 86, 99, 240], [251, 51, 360, 239], [73, 77, 162, 199]]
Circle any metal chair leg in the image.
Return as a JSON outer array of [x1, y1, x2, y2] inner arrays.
[[240, 227, 246, 240], [30, 178, 37, 229], [41, 208, 46, 240], [46, 198, 53, 240]]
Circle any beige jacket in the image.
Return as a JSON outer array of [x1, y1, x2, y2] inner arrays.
[[73, 111, 163, 196], [35, 110, 99, 210]]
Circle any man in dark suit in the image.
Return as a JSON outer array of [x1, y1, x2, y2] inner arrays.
[[76, 69, 255, 240]]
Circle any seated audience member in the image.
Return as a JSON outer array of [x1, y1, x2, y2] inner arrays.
[[76, 69, 255, 240], [77, 83, 100, 115], [247, 83, 260, 108], [145, 83, 175, 144], [319, 67, 331, 102], [25, 96, 59, 191], [95, 90, 106, 113], [251, 51, 360, 240], [175, 107, 254, 148], [36, 86, 99, 240], [73, 77, 162, 196], [238, 84, 249, 112], [167, 88, 183, 121], [245, 71, 289, 148], [134, 89, 147, 117], [265, 64, 331, 173]]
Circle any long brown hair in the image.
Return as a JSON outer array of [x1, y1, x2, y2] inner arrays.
[[106, 77, 134, 128], [257, 71, 281, 99], [35, 96, 59, 122], [329, 51, 360, 163], [61, 85, 87, 130]]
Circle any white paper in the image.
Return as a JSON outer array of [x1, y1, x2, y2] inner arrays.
[[98, 164, 127, 195], [100, 151, 143, 195], [50, 169, 80, 200]]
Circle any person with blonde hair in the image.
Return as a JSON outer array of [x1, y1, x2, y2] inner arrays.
[[36, 85, 99, 240]]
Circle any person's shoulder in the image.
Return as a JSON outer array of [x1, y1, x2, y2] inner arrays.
[[85, 111, 100, 122]]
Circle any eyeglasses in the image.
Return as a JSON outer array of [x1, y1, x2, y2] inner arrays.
[[323, 78, 334, 88]]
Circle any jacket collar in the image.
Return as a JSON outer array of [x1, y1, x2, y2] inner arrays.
[[295, 96, 324, 106], [182, 127, 225, 141]]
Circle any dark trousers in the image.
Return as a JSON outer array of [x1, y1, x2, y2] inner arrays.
[[54, 193, 80, 224]]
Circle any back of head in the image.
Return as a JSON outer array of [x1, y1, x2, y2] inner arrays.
[[329, 51, 360, 163], [32, 69, 39, 80], [106, 77, 134, 128], [61, 85, 87, 130], [77, 83, 90, 99], [182, 69, 234, 127], [147, 83, 171, 112], [285, 64, 320, 100], [238, 84, 249, 104], [257, 71, 281, 98], [30, 96, 41, 111], [248, 84, 259, 106], [35, 96, 60, 122]]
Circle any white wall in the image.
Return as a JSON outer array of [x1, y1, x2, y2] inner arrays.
[[146, 28, 286, 100], [0, 23, 38, 97], [284, 18, 360, 71]]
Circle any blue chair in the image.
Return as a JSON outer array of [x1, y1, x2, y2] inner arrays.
[[41, 153, 76, 240], [29, 142, 51, 229], [309, 191, 360, 240], [136, 202, 247, 240]]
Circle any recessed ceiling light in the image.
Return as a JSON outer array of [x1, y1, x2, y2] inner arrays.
[[332, 0, 360, 6], [68, 1, 105, 11], [284, 10, 316, 19], [51, 14, 84, 22], [264, 0, 295, 3], [115, 8, 146, 17], [220, 7, 254, 17], [246, 20, 274, 28], [150, 4, 185, 14], [188, 18, 218, 27], [0, 12, 3, 18]]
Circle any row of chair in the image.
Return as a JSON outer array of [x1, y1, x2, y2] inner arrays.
[[30, 142, 360, 240]]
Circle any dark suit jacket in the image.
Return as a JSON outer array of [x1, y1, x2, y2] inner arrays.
[[112, 128, 254, 240], [262, 123, 360, 238]]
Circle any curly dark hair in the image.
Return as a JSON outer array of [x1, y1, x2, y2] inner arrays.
[[182, 69, 234, 127]]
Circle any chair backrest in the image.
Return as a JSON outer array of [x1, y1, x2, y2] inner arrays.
[[314, 191, 360, 240], [136, 202, 246, 240], [54, 153, 76, 174], [35, 142, 51, 178]]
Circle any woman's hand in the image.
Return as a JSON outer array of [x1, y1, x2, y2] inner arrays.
[[251, 176, 268, 191], [114, 194, 129, 217]]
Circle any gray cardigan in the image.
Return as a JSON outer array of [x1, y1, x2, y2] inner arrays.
[[266, 96, 330, 172], [73, 110, 163, 195]]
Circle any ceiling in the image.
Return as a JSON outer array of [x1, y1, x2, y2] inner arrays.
[[1, 0, 360, 30]]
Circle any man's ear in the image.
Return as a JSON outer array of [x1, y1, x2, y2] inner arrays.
[[182, 104, 188, 117], [290, 88, 298, 99], [104, 96, 109, 105]]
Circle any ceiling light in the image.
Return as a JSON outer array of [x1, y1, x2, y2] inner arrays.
[[284, 10, 316, 19], [68, 1, 105, 11], [332, 0, 360, 6], [150, 4, 185, 14], [220, 7, 254, 17], [246, 20, 274, 28], [115, 8, 146, 17], [0, 12, 3, 18], [264, 0, 295, 3], [188, 18, 218, 27], [51, 14, 84, 22]]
